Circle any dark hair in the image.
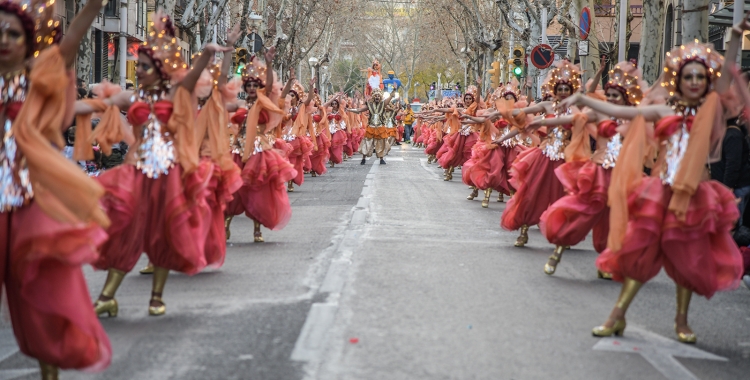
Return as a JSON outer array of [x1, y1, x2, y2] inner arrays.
[[77, 88, 88, 99], [0, 4, 35, 57]]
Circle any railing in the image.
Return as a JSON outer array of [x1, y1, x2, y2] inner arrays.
[[595, 4, 644, 17]]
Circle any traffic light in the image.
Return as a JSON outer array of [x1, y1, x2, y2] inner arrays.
[[512, 47, 525, 79], [487, 61, 501, 89], [235, 48, 249, 74]]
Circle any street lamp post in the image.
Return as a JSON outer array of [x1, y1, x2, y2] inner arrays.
[[308, 56, 318, 91], [414, 82, 419, 101]]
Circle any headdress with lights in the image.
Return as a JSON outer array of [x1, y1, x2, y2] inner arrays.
[[241, 55, 268, 88], [465, 85, 478, 98], [544, 60, 581, 94], [138, 11, 188, 81], [604, 60, 646, 105], [289, 80, 306, 100], [371, 87, 383, 97], [499, 79, 521, 102], [661, 40, 723, 97], [0, 0, 61, 58]]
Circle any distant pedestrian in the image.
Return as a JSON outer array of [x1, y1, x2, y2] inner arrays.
[[403, 104, 414, 142], [710, 117, 750, 227]]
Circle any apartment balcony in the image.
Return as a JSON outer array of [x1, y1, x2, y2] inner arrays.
[[594, 4, 644, 17]]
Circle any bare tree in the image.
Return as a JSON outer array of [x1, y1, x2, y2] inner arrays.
[[639, 0, 665, 83]]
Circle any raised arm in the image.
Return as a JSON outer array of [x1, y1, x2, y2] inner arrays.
[[219, 24, 242, 87], [181, 44, 231, 92], [718, 12, 750, 93], [281, 69, 296, 99], [303, 77, 315, 107], [264, 47, 276, 96], [59, 0, 105, 68], [588, 56, 607, 93]]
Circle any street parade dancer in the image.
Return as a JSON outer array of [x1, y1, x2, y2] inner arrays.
[[225, 47, 297, 243], [0, 0, 113, 377], [351, 88, 390, 165], [558, 33, 747, 343], [88, 12, 230, 318]]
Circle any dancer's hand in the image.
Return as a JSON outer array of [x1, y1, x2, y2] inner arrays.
[[226, 24, 241, 47], [557, 92, 582, 111], [265, 46, 276, 64]]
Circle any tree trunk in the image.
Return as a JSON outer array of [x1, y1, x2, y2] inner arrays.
[[682, 0, 709, 42], [639, 0, 665, 83], [75, 0, 92, 86]]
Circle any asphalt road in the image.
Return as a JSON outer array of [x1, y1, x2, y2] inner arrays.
[[2, 143, 750, 380]]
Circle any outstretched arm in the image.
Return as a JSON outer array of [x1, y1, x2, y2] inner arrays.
[[281, 69, 296, 99], [264, 47, 276, 96], [219, 24, 242, 87], [588, 56, 607, 93], [60, 0, 105, 68], [182, 44, 231, 92], [560, 92, 669, 121]]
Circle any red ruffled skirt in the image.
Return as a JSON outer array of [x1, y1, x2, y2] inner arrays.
[[438, 132, 478, 169], [1, 203, 111, 371], [329, 130, 347, 165], [310, 134, 331, 175], [201, 157, 242, 268], [425, 131, 442, 156], [226, 149, 297, 229], [501, 147, 566, 231], [287, 136, 314, 186], [96, 163, 211, 275], [462, 144, 510, 193], [539, 161, 611, 252], [344, 132, 354, 157], [596, 177, 742, 298], [273, 138, 293, 164]]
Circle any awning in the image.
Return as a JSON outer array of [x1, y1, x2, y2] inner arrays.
[[709, 1, 750, 27]]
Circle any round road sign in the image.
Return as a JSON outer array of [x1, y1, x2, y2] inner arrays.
[[530, 44, 554, 70], [580, 7, 591, 40]]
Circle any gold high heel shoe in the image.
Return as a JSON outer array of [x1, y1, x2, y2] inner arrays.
[[148, 267, 169, 316], [467, 187, 479, 200], [592, 319, 627, 337], [139, 262, 154, 275], [254, 221, 264, 243], [497, 193, 504, 202], [544, 245, 565, 275], [94, 298, 119, 317], [94, 268, 126, 318], [148, 294, 166, 316], [597, 270, 613, 280], [287, 181, 294, 192], [675, 286, 697, 343], [224, 215, 233, 241], [482, 189, 492, 208], [514, 225, 529, 247], [39, 361, 59, 380]]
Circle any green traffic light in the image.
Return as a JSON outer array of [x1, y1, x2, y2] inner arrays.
[[236, 64, 245, 74], [513, 66, 523, 76]]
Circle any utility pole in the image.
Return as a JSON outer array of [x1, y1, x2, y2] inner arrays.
[[618, 0, 628, 61], [119, 0, 127, 89]]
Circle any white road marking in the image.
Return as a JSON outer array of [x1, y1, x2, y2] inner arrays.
[[291, 161, 379, 363], [593, 326, 727, 380]]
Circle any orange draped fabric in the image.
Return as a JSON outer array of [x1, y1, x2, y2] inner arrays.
[[669, 92, 720, 220], [164, 87, 200, 174], [12, 46, 109, 227], [563, 113, 592, 163], [196, 90, 235, 171], [607, 115, 650, 252], [243, 91, 284, 162], [74, 99, 125, 160]]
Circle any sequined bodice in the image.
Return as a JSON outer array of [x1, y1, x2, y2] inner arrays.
[[459, 124, 473, 136], [328, 113, 345, 134], [232, 124, 247, 155], [540, 106, 572, 161], [0, 71, 33, 211], [656, 104, 697, 186], [367, 101, 385, 126], [601, 133, 622, 169], [131, 90, 175, 178]]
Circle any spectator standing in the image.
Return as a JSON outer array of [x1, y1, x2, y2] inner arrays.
[[403, 104, 415, 143], [710, 117, 750, 227]]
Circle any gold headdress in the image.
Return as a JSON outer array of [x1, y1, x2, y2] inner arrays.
[[241, 55, 268, 88], [138, 11, 187, 80], [499, 79, 521, 101], [605, 60, 645, 105], [465, 85, 478, 97], [661, 40, 723, 96], [545, 60, 581, 94], [371, 87, 384, 97], [0, 0, 61, 58], [289, 80, 306, 100]]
